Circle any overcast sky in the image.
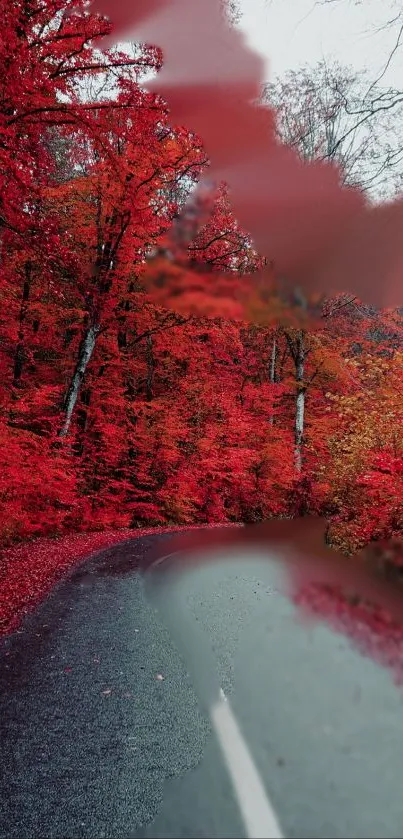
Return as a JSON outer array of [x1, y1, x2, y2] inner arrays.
[[239, 0, 403, 85]]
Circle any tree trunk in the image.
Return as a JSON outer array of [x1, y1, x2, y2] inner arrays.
[[13, 261, 32, 385], [146, 333, 155, 402], [58, 322, 99, 438], [269, 331, 277, 425], [73, 386, 92, 456], [57, 194, 128, 437], [294, 331, 305, 472]]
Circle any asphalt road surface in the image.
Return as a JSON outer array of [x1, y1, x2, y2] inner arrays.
[[1, 531, 403, 838]]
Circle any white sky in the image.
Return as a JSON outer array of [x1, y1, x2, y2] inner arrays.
[[239, 0, 403, 86]]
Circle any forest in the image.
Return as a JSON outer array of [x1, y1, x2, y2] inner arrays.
[[2, 0, 403, 629]]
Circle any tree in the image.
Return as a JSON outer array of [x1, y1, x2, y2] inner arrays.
[[263, 59, 403, 198], [4, 0, 403, 573], [323, 350, 403, 552], [318, 0, 403, 91], [55, 115, 206, 436], [0, 0, 164, 239]]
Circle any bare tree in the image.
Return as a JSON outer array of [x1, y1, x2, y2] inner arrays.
[[316, 1, 403, 115], [262, 59, 403, 198]]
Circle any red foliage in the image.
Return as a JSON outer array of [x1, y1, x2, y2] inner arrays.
[[2, 0, 403, 668], [295, 584, 403, 686], [0, 523, 238, 636], [91, 0, 403, 311]]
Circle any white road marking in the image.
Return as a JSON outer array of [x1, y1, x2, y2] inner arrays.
[[147, 548, 284, 837], [210, 689, 284, 839]]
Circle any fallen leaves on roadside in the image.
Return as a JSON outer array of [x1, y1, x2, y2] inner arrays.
[[0, 523, 228, 637]]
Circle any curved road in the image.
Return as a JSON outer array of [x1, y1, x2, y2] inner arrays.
[[1, 531, 403, 838]]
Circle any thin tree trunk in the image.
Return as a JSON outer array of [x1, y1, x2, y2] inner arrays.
[[294, 331, 305, 472], [269, 334, 277, 383], [57, 194, 129, 437], [73, 386, 92, 456], [269, 332, 277, 425], [58, 322, 99, 438], [13, 261, 32, 384], [146, 333, 155, 402]]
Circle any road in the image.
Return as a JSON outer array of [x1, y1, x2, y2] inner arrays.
[[1, 531, 403, 838]]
